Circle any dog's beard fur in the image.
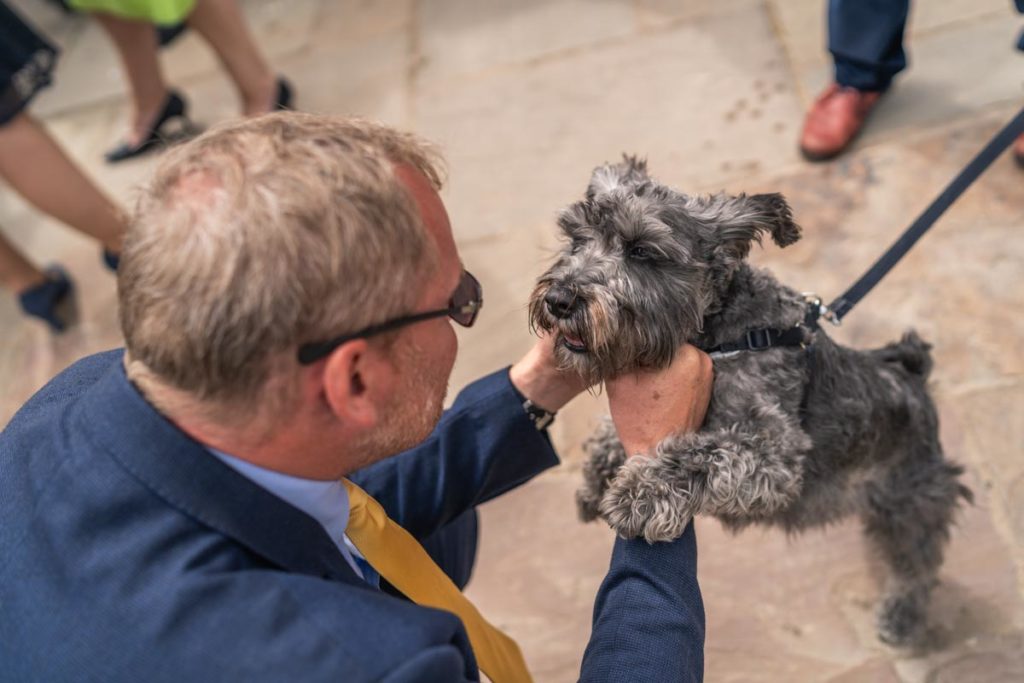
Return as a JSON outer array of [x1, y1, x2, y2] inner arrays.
[[528, 277, 707, 385]]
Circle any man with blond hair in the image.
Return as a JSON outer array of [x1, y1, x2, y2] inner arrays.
[[0, 112, 711, 682]]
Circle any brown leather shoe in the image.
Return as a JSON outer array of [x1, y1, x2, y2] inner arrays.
[[799, 84, 882, 162], [1013, 133, 1024, 169]]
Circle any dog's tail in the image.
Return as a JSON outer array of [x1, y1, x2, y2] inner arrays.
[[875, 329, 933, 378]]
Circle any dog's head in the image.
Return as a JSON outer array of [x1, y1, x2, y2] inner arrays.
[[529, 156, 801, 382]]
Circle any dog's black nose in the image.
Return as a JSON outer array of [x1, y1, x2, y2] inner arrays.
[[544, 286, 578, 319]]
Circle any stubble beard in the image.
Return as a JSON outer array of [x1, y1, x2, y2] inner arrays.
[[353, 340, 449, 467]]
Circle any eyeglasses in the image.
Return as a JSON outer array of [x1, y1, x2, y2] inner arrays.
[[297, 270, 483, 365]]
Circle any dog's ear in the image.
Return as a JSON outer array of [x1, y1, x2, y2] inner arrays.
[[690, 192, 801, 260], [587, 154, 650, 199]]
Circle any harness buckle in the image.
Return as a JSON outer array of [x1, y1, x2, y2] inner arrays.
[[745, 328, 772, 350]]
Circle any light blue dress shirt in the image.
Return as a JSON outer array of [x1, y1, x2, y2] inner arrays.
[[208, 448, 376, 583]]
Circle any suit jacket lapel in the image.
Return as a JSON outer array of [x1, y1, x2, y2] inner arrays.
[[77, 355, 363, 585]]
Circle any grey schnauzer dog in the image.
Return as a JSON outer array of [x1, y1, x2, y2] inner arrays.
[[529, 157, 972, 647]]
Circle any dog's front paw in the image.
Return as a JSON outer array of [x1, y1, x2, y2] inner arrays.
[[598, 457, 698, 543]]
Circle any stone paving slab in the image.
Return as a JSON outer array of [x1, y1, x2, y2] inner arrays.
[[308, 0, 415, 44], [272, 28, 413, 123], [637, 0, 759, 29], [956, 382, 1024, 592], [418, 0, 637, 86], [417, 1, 804, 224]]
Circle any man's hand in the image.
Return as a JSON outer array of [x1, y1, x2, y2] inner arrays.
[[607, 345, 713, 457], [509, 332, 590, 412]]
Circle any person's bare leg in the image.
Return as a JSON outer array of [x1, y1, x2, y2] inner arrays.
[[0, 230, 46, 293], [0, 114, 125, 252], [94, 12, 169, 146], [187, 0, 277, 114]]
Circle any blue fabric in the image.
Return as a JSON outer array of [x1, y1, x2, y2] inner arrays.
[[580, 525, 705, 682], [207, 446, 369, 578], [0, 349, 705, 681], [828, 0, 910, 91], [353, 554, 381, 588], [415, 508, 479, 591]]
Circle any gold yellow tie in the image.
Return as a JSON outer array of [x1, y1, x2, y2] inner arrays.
[[343, 479, 533, 683]]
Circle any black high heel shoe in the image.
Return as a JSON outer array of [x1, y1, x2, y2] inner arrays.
[[274, 77, 294, 111], [102, 249, 119, 272], [105, 90, 190, 163]]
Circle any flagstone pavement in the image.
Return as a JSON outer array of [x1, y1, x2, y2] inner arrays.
[[2, 0, 1023, 680]]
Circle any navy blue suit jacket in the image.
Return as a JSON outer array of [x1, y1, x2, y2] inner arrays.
[[0, 350, 704, 681]]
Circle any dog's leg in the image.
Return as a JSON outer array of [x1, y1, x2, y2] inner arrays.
[[690, 425, 809, 520], [598, 431, 704, 543], [576, 417, 628, 522], [861, 456, 970, 647], [599, 417, 810, 542]]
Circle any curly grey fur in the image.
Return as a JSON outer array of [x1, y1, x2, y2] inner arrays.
[[533, 157, 972, 648], [577, 417, 627, 522]]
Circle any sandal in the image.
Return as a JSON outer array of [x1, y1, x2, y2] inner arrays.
[[17, 265, 78, 332], [105, 90, 191, 163], [274, 77, 294, 111], [102, 249, 120, 272]]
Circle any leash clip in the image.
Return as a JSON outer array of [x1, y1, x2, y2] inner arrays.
[[820, 305, 842, 327], [803, 293, 842, 327]]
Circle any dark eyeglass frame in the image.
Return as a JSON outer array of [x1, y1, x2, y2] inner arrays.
[[297, 270, 482, 365]]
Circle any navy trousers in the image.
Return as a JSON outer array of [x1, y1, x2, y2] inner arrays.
[[830, 0, 1024, 91], [828, 0, 910, 91]]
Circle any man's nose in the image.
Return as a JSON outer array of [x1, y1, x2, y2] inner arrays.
[[544, 286, 578, 319]]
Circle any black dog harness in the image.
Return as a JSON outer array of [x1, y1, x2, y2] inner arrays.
[[700, 297, 824, 420], [701, 297, 822, 358]]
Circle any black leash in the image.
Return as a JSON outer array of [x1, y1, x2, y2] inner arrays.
[[707, 103, 1024, 358], [827, 104, 1024, 322]]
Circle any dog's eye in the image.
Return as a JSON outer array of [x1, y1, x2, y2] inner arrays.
[[570, 238, 587, 254], [629, 245, 652, 260]]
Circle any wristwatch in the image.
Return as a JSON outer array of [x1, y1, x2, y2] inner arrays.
[[522, 398, 555, 431]]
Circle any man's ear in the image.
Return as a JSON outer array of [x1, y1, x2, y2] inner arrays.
[[586, 154, 650, 199], [321, 339, 389, 429], [689, 192, 801, 261]]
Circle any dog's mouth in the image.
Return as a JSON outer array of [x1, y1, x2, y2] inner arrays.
[[559, 332, 588, 353]]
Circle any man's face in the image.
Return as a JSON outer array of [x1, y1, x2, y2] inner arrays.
[[373, 165, 462, 452]]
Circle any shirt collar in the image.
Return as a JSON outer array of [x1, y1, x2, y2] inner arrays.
[[207, 449, 351, 547]]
